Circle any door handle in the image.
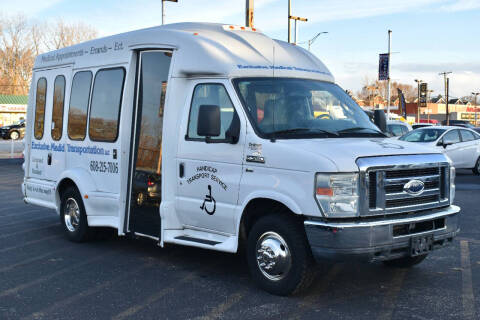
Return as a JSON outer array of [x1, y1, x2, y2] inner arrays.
[[47, 153, 52, 165], [179, 163, 185, 178]]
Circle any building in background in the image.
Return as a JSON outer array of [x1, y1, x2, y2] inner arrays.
[[0, 95, 27, 127]]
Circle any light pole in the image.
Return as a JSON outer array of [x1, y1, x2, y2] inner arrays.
[[386, 30, 392, 119], [162, 0, 178, 25], [305, 32, 328, 51], [439, 71, 452, 125], [473, 92, 480, 127], [415, 79, 423, 123]]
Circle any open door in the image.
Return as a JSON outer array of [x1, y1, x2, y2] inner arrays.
[[127, 50, 172, 239]]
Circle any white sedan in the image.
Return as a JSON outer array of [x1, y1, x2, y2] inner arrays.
[[399, 126, 480, 175]]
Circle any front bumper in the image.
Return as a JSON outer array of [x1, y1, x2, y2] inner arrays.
[[304, 205, 460, 262], [0, 130, 8, 138]]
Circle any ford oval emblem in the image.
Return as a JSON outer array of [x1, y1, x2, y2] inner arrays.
[[403, 179, 425, 195]]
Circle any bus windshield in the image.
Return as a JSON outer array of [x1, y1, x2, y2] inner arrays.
[[233, 78, 382, 139]]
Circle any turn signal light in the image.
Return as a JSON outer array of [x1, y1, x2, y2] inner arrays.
[[316, 188, 333, 196]]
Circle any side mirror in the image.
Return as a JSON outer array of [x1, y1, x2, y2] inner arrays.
[[374, 109, 387, 133], [225, 112, 240, 144], [197, 105, 221, 139]]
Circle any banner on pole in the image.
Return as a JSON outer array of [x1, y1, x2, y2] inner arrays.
[[378, 53, 389, 80], [397, 88, 407, 118]]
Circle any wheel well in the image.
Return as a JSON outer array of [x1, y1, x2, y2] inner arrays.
[[56, 179, 80, 211], [239, 198, 302, 244]]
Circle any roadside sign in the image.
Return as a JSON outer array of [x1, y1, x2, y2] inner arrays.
[[378, 53, 389, 80]]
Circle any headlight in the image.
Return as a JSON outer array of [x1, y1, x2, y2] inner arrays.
[[315, 173, 359, 217], [450, 166, 455, 204]]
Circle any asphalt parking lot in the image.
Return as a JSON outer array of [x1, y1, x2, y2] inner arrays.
[[1, 160, 479, 320], [0, 140, 23, 158]]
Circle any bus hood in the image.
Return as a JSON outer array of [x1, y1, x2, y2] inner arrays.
[[261, 137, 442, 172]]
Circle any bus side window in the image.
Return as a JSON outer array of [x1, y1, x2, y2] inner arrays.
[[34, 77, 47, 140], [51, 75, 66, 141], [88, 68, 125, 142], [67, 71, 92, 141]]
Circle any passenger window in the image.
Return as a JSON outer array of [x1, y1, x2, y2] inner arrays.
[[68, 71, 92, 140], [388, 125, 403, 137], [442, 130, 460, 144], [51, 75, 66, 141], [89, 68, 125, 142], [187, 84, 237, 141], [460, 130, 475, 142], [34, 78, 47, 140]]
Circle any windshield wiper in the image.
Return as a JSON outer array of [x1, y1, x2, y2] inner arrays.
[[272, 128, 339, 136], [337, 127, 385, 136]]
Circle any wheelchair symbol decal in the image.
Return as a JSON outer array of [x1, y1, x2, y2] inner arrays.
[[200, 185, 216, 215]]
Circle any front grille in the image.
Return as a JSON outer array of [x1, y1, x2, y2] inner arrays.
[[361, 156, 451, 216], [386, 195, 439, 208]]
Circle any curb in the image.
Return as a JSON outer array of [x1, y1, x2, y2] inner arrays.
[[0, 158, 24, 165]]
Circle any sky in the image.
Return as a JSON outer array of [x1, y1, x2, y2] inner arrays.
[[2, 0, 479, 98]]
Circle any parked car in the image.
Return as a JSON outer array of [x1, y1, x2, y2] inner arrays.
[[132, 170, 161, 206], [399, 126, 480, 174], [387, 120, 412, 137], [0, 119, 25, 140], [441, 120, 475, 128], [412, 123, 434, 130], [473, 127, 480, 135]]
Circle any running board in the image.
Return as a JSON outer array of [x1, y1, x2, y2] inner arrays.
[[174, 236, 220, 246], [134, 232, 160, 241]]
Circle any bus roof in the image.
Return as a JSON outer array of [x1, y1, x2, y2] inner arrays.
[[34, 22, 334, 82]]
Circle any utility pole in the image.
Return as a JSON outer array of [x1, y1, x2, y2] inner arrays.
[[439, 71, 452, 125], [287, 0, 307, 44], [473, 92, 480, 127], [246, 0, 254, 27], [386, 30, 392, 119], [162, 0, 178, 25], [415, 79, 423, 123]]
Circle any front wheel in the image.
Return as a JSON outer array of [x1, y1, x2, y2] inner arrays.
[[473, 157, 480, 175], [246, 214, 315, 296], [383, 254, 428, 268], [60, 186, 91, 242]]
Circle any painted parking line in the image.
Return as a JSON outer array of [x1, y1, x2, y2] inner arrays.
[[196, 289, 246, 320], [0, 251, 116, 298], [21, 262, 155, 320], [0, 208, 48, 218], [0, 234, 61, 254], [377, 269, 407, 320], [112, 272, 197, 320], [461, 240, 477, 320], [0, 223, 59, 240], [287, 263, 343, 320], [0, 215, 54, 229], [0, 247, 68, 273]]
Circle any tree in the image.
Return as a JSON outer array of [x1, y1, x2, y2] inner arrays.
[[0, 14, 98, 95], [356, 77, 417, 106]]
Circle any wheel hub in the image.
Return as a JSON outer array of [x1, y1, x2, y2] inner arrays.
[[64, 198, 80, 232], [256, 232, 292, 281]]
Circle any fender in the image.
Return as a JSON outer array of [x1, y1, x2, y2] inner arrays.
[[234, 190, 304, 236], [55, 167, 97, 214]]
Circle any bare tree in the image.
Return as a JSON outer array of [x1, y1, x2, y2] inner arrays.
[[0, 14, 35, 95], [0, 14, 98, 95], [46, 19, 98, 50]]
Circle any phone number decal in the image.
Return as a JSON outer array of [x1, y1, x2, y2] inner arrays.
[[89, 161, 118, 174]]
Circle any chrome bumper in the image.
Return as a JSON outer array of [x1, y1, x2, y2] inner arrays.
[[304, 205, 460, 262]]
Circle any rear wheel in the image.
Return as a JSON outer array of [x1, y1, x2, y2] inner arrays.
[[383, 254, 428, 268], [60, 186, 91, 242], [473, 157, 480, 175], [246, 213, 315, 296], [9, 131, 19, 140]]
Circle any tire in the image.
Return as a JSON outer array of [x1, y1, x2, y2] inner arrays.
[[246, 213, 315, 296], [9, 131, 19, 140], [60, 186, 92, 242], [473, 157, 480, 175], [383, 254, 428, 268]]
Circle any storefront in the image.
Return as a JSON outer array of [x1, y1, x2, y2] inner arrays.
[[0, 95, 27, 127]]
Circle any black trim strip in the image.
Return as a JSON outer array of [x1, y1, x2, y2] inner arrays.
[[174, 236, 220, 246]]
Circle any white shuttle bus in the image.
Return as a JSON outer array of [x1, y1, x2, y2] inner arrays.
[[23, 23, 460, 295]]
